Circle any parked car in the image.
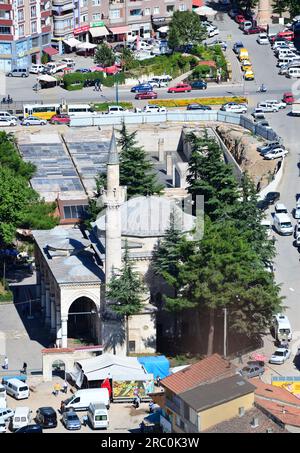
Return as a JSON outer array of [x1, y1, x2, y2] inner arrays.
[[35, 407, 57, 428], [75, 68, 91, 73], [238, 364, 265, 378], [275, 203, 288, 214], [130, 83, 153, 93], [264, 148, 288, 159], [233, 41, 244, 53], [264, 99, 286, 109], [235, 15, 246, 24], [244, 69, 255, 80], [241, 60, 253, 72], [257, 141, 282, 154], [295, 220, 300, 237], [147, 79, 168, 88], [135, 91, 157, 100], [62, 410, 81, 430], [283, 92, 295, 104], [260, 144, 284, 156], [186, 103, 212, 110], [257, 33, 269, 45], [15, 424, 43, 433], [269, 347, 291, 364], [30, 64, 45, 74], [142, 105, 167, 113], [245, 26, 266, 34], [190, 80, 207, 90], [0, 117, 17, 127], [252, 108, 266, 120], [221, 104, 247, 114], [50, 114, 70, 125], [207, 27, 219, 38], [168, 83, 192, 93], [0, 407, 14, 422], [207, 40, 227, 50], [0, 417, 6, 433], [6, 68, 29, 78], [256, 119, 272, 129], [21, 116, 47, 126], [257, 102, 279, 113], [257, 191, 280, 210]]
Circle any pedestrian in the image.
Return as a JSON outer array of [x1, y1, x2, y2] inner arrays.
[[53, 382, 61, 396], [155, 376, 161, 387], [238, 352, 243, 364], [62, 380, 68, 394], [60, 400, 65, 413], [133, 395, 140, 409], [98, 82, 102, 92], [22, 362, 27, 374], [140, 420, 145, 433], [2, 356, 8, 370]]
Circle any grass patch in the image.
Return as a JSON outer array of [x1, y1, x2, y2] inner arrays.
[[149, 96, 248, 108], [0, 281, 13, 303], [91, 101, 133, 112]]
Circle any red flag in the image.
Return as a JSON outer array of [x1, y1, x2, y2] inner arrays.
[[101, 377, 112, 397]]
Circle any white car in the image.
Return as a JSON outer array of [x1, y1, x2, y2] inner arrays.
[[0, 418, 6, 433], [294, 207, 300, 219], [143, 105, 167, 113], [257, 33, 269, 45], [264, 99, 286, 109], [106, 106, 129, 115], [269, 347, 291, 364], [147, 79, 168, 88], [264, 148, 288, 160], [222, 104, 247, 114], [0, 407, 14, 422], [257, 102, 279, 113], [252, 108, 266, 120], [21, 116, 47, 126], [207, 26, 219, 37], [29, 64, 45, 74], [0, 117, 17, 127], [275, 202, 288, 214]]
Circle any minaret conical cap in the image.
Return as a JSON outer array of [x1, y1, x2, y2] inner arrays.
[[108, 128, 119, 165]]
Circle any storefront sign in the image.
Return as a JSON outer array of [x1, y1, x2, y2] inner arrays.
[[73, 25, 90, 35], [90, 21, 104, 28]]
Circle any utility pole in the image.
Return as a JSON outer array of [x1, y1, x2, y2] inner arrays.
[[115, 74, 119, 105], [223, 307, 227, 358]]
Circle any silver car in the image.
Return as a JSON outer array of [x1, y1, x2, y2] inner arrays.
[[21, 116, 47, 126], [62, 410, 81, 430], [269, 347, 291, 364]]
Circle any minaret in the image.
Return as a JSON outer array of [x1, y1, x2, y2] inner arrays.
[[257, 0, 271, 26], [102, 129, 126, 284]]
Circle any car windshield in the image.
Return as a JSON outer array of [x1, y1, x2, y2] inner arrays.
[[242, 367, 251, 372], [67, 415, 78, 421], [274, 351, 284, 356], [279, 328, 290, 334], [282, 222, 292, 228]]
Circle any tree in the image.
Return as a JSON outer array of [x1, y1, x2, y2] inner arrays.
[[118, 123, 164, 198], [85, 172, 107, 225], [106, 242, 145, 355], [236, 0, 259, 12], [94, 43, 115, 67], [287, 0, 300, 17], [168, 11, 207, 50], [272, 0, 288, 16], [120, 47, 135, 71], [187, 133, 240, 220]]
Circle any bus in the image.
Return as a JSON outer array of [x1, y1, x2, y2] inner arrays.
[[66, 104, 92, 117], [23, 104, 60, 120]]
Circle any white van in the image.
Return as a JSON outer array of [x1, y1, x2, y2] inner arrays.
[[12, 407, 31, 431], [288, 67, 300, 78], [29, 64, 44, 74], [273, 314, 292, 341], [277, 57, 299, 67], [277, 49, 297, 59], [66, 104, 92, 117], [273, 213, 293, 235], [0, 384, 7, 408], [0, 111, 17, 121], [64, 388, 110, 411], [87, 402, 109, 429], [3, 378, 29, 400]]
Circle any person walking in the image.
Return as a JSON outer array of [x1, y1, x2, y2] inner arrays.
[[62, 380, 68, 394], [2, 356, 8, 370], [140, 420, 145, 433], [53, 382, 61, 396], [22, 362, 27, 374]]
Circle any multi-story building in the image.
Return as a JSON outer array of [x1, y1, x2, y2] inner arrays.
[[53, 0, 200, 50], [0, 0, 52, 71]]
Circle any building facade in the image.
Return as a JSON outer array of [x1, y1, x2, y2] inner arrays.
[[0, 0, 52, 71]]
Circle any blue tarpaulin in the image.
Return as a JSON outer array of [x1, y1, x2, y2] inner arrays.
[[138, 356, 170, 379]]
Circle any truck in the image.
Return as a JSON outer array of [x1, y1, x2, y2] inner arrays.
[[292, 102, 300, 116], [46, 62, 67, 74]]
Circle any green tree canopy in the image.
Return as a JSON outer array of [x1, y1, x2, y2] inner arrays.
[[94, 43, 115, 67], [168, 11, 207, 50]]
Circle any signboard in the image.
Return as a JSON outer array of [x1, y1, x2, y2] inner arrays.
[[271, 376, 300, 397], [73, 25, 90, 35], [90, 21, 104, 28], [113, 380, 154, 399]]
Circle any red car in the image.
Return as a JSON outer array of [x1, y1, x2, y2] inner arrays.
[[235, 15, 246, 24], [282, 92, 294, 104], [50, 114, 70, 125], [135, 91, 157, 100], [277, 30, 294, 41], [244, 26, 266, 35], [168, 83, 192, 93]]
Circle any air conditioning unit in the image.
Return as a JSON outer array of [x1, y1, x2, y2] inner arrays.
[[238, 407, 245, 417], [251, 417, 259, 428]]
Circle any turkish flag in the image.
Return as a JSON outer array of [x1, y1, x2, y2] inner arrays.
[[101, 378, 112, 397]]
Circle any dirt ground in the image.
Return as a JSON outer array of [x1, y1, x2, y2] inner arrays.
[[4, 375, 150, 433]]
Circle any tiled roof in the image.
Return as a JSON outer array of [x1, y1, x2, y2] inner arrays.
[[256, 399, 300, 428], [161, 354, 236, 394], [249, 378, 300, 408], [204, 407, 287, 433]]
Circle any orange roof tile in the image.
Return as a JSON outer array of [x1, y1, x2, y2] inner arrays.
[[161, 354, 236, 394], [256, 399, 300, 427], [249, 378, 300, 408]]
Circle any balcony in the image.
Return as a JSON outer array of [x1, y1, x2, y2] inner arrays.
[[0, 33, 12, 40], [41, 24, 52, 33], [0, 18, 12, 26], [0, 1, 12, 11], [109, 0, 124, 4]]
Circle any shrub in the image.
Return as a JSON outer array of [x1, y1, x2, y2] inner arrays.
[[91, 101, 133, 112], [149, 96, 248, 108]]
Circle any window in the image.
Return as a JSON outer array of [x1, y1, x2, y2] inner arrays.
[[17, 0, 24, 5], [0, 26, 11, 34], [129, 341, 136, 352], [129, 9, 141, 16], [189, 408, 197, 426], [183, 402, 189, 420], [153, 6, 160, 15], [17, 9, 24, 21], [166, 5, 174, 13], [30, 5, 36, 18], [63, 205, 88, 219], [109, 9, 120, 19], [92, 13, 101, 20], [179, 4, 186, 11], [32, 37, 38, 47], [144, 8, 150, 16], [80, 14, 88, 23], [92, 0, 101, 4], [31, 21, 37, 34]]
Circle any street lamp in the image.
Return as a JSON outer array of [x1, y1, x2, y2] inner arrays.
[[115, 73, 119, 105]]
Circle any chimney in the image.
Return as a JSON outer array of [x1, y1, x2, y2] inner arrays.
[[238, 407, 245, 417], [166, 153, 173, 176], [251, 417, 259, 428]]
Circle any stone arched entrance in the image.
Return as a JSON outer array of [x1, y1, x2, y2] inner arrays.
[[68, 297, 99, 346], [52, 359, 65, 379]]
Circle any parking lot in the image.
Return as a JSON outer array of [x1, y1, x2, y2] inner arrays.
[[3, 375, 149, 433]]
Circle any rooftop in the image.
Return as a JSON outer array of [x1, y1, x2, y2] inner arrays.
[[161, 354, 237, 394], [249, 378, 300, 408], [256, 399, 300, 428], [179, 375, 256, 413]]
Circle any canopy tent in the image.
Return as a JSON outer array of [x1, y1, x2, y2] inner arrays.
[[42, 46, 59, 56], [70, 353, 152, 387], [77, 41, 97, 50], [89, 26, 110, 38], [137, 356, 170, 379], [63, 37, 81, 47], [104, 65, 120, 74], [37, 74, 57, 82], [109, 25, 129, 35], [89, 65, 104, 72], [194, 5, 217, 16]]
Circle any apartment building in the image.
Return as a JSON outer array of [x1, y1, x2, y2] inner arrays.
[[0, 0, 52, 71], [53, 0, 200, 50]]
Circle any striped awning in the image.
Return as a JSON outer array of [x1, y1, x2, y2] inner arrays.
[[109, 26, 129, 35]]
